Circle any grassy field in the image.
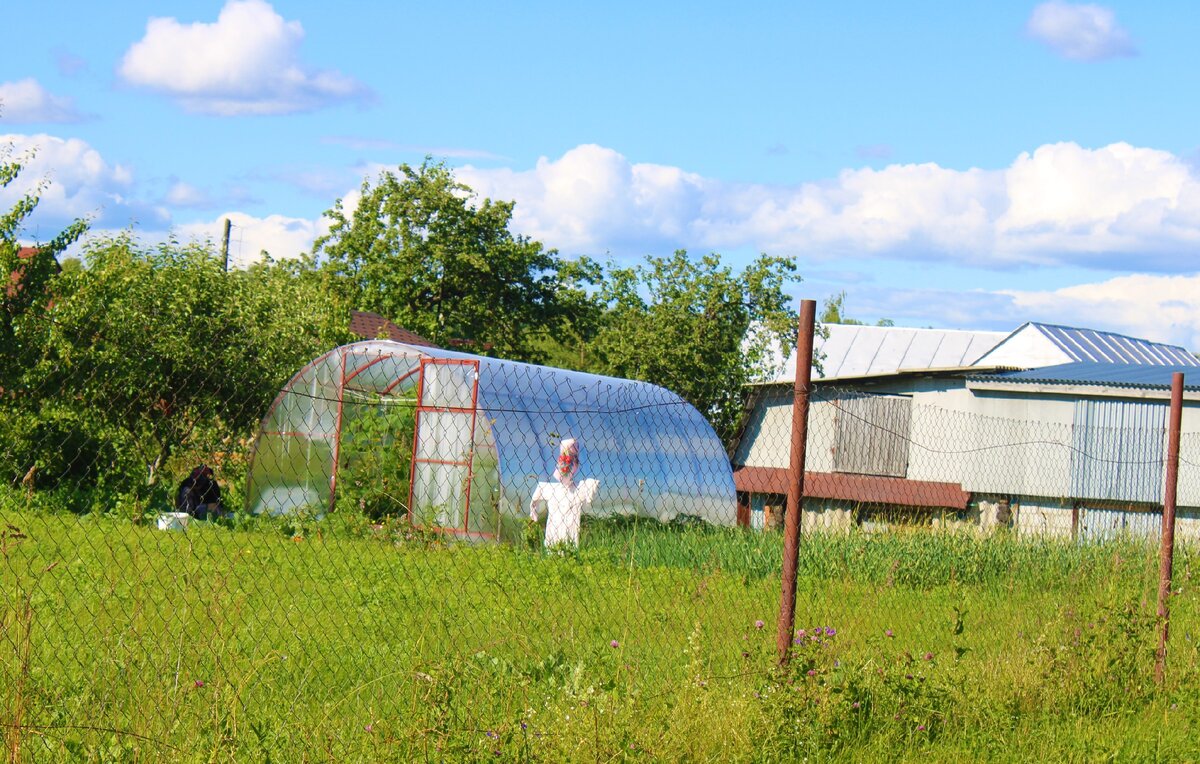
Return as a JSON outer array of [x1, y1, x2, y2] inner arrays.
[[1, 507, 1199, 762]]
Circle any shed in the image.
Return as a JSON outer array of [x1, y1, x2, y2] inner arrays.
[[735, 322, 1200, 538], [245, 340, 736, 540]]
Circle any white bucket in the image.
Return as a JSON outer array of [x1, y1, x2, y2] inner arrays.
[[157, 512, 191, 531]]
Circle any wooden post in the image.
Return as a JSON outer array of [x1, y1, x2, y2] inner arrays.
[[220, 218, 232, 272], [1155, 372, 1184, 684], [777, 299, 816, 664]]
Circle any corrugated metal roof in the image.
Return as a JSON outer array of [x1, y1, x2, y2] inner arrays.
[[732, 466, 970, 510], [973, 362, 1200, 390], [1030, 323, 1199, 366], [774, 324, 1007, 382]]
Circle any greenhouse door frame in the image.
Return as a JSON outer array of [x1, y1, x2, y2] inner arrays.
[[406, 357, 488, 537]]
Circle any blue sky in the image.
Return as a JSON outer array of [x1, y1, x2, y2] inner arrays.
[[4, 1, 1200, 347]]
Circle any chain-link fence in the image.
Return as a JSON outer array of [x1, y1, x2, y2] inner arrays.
[[3, 317, 1200, 760]]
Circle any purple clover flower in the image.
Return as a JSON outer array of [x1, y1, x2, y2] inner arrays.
[[755, 619, 764, 630], [825, 627, 836, 636], [193, 680, 205, 689], [885, 629, 894, 638], [923, 652, 934, 661], [917, 724, 927, 731], [610, 640, 619, 648]]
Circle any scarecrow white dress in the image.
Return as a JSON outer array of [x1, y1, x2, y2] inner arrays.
[[528, 438, 598, 548]]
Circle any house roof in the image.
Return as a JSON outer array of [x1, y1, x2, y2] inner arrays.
[[348, 311, 437, 348], [971, 361, 1200, 392], [974, 322, 1199, 368], [772, 324, 1007, 383], [6, 247, 57, 300]]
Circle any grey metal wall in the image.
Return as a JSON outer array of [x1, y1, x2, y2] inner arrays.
[[1070, 398, 1167, 504]]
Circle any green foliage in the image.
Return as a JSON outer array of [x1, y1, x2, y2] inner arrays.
[[0, 509, 1195, 761], [334, 395, 417, 521], [2, 233, 350, 496], [315, 159, 599, 362], [586, 250, 800, 439], [0, 142, 88, 396]]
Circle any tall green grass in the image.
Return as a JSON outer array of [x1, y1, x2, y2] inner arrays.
[[1, 506, 1198, 761]]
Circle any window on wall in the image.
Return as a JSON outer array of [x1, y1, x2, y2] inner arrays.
[[832, 394, 911, 478]]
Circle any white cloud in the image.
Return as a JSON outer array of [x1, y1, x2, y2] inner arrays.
[[174, 212, 325, 268], [455, 141, 1200, 270], [164, 180, 215, 208], [0, 79, 87, 123], [118, 0, 370, 116], [1003, 273, 1200, 349], [0, 133, 165, 233], [1026, 2, 1136, 61], [828, 274, 1200, 350]]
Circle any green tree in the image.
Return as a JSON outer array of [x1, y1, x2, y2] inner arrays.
[[0, 145, 88, 394], [314, 159, 598, 362], [10, 235, 350, 492], [587, 251, 799, 439]]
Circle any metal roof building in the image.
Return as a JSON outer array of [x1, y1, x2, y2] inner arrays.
[[973, 322, 1199, 369], [771, 324, 1008, 383], [738, 320, 1200, 540], [970, 362, 1200, 392]]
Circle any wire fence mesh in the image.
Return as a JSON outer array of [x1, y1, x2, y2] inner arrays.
[[3, 324, 1200, 759]]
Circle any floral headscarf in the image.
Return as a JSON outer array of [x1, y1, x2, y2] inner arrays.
[[555, 438, 579, 484]]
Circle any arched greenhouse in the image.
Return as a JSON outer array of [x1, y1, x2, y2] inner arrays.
[[245, 341, 736, 540]]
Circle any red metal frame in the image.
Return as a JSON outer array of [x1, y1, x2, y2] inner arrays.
[[381, 366, 421, 395], [342, 353, 394, 387], [406, 357, 486, 536]]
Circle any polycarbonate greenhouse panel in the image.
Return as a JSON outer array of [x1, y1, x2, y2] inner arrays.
[[245, 340, 737, 537]]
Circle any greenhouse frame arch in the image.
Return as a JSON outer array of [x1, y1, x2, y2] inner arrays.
[[245, 341, 736, 541]]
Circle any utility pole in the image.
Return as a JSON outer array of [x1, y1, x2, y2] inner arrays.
[[220, 218, 232, 272]]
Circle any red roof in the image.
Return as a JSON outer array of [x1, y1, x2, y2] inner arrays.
[[348, 311, 437, 348], [733, 466, 970, 510], [6, 247, 54, 300]]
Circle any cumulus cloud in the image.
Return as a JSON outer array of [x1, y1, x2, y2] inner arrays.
[[1002, 273, 1200, 349], [118, 0, 370, 116], [0, 133, 165, 233], [174, 212, 326, 268], [455, 141, 1200, 270], [0, 79, 87, 123], [833, 274, 1200, 350], [1026, 2, 1137, 61]]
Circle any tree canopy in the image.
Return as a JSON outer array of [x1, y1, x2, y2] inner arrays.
[[587, 251, 799, 439], [314, 159, 597, 362], [3, 234, 350, 496]]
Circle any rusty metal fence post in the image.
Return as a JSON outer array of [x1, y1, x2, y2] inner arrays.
[[777, 299, 816, 664], [1155, 371, 1184, 684]]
